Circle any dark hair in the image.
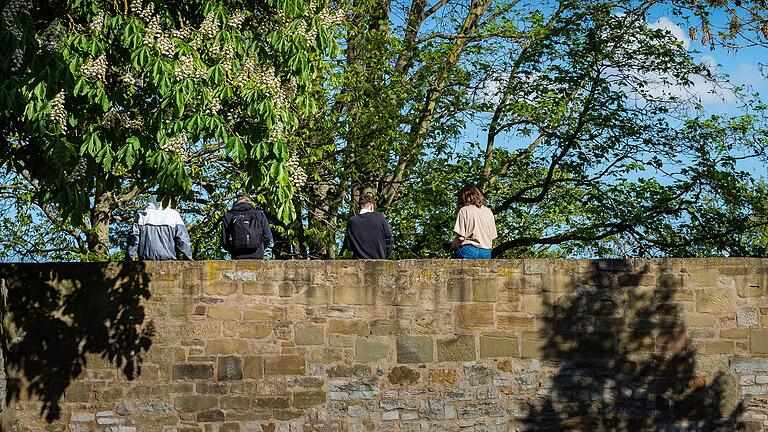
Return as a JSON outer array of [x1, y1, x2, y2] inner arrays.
[[457, 185, 484, 208], [359, 194, 375, 208]]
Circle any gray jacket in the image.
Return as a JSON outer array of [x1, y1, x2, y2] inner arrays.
[[127, 203, 193, 260]]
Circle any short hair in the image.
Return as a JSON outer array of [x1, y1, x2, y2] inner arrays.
[[457, 185, 484, 208], [359, 194, 375, 208]]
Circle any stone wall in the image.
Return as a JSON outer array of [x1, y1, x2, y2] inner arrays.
[[0, 259, 767, 431]]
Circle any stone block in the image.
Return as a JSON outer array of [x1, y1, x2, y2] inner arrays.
[[207, 305, 240, 320], [333, 283, 374, 305], [521, 295, 547, 314], [294, 391, 326, 408], [689, 268, 719, 288], [387, 366, 420, 385], [521, 332, 545, 358], [295, 325, 325, 345], [173, 364, 214, 380], [241, 323, 272, 339], [71, 412, 96, 422], [751, 329, 768, 354], [695, 288, 734, 313], [243, 307, 283, 321], [175, 395, 217, 412], [196, 383, 229, 394], [295, 286, 329, 304], [737, 307, 759, 327], [473, 278, 499, 301], [221, 395, 250, 410], [737, 281, 767, 298], [62, 382, 92, 402], [617, 273, 655, 287], [218, 356, 243, 381], [328, 378, 379, 400], [370, 319, 399, 335], [254, 397, 290, 409], [329, 319, 369, 335], [396, 335, 434, 363], [701, 341, 734, 354], [205, 339, 249, 354], [197, 409, 225, 422], [498, 314, 535, 329], [454, 303, 494, 329], [437, 335, 476, 362], [685, 314, 715, 327], [265, 355, 305, 375], [243, 356, 263, 378], [330, 334, 355, 347], [720, 328, 749, 339], [242, 281, 278, 296], [480, 334, 519, 358], [355, 338, 391, 363], [447, 278, 472, 302], [203, 281, 237, 296]]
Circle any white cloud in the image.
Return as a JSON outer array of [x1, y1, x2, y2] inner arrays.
[[648, 17, 690, 49]]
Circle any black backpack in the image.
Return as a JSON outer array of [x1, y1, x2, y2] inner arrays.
[[223, 208, 263, 251]]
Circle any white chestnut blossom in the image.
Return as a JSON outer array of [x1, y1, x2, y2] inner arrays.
[[49, 91, 68, 133], [80, 55, 107, 82]]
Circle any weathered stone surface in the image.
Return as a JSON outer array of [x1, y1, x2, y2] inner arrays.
[[695, 288, 735, 313], [205, 339, 249, 354], [355, 338, 390, 363], [437, 335, 476, 362], [333, 283, 374, 305], [751, 329, 768, 354], [328, 378, 378, 400], [174, 395, 217, 412], [217, 356, 243, 381], [396, 335, 434, 363], [387, 366, 420, 385], [243, 356, 263, 378], [173, 364, 214, 380], [454, 303, 494, 329], [293, 391, 325, 408], [4, 259, 768, 432], [295, 325, 325, 345], [197, 409, 225, 422], [329, 319, 369, 335], [264, 355, 305, 375], [479, 334, 519, 358]]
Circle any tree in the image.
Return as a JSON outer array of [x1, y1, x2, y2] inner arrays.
[[285, 0, 768, 259], [0, 0, 338, 259], [2, 0, 767, 261]]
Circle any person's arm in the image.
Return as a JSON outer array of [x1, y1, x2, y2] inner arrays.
[[451, 208, 466, 250], [175, 224, 194, 260], [383, 215, 393, 258], [127, 220, 139, 260], [259, 210, 273, 248], [220, 214, 230, 252]]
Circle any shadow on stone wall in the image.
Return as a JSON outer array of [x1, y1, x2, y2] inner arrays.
[[0, 262, 154, 422], [525, 260, 745, 431]]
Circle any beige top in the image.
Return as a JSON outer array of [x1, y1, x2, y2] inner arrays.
[[453, 205, 498, 249]]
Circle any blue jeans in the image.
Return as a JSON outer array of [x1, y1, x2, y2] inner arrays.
[[454, 244, 491, 259]]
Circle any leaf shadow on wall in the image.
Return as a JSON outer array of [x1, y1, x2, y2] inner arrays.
[[525, 261, 745, 431], [0, 262, 154, 422]]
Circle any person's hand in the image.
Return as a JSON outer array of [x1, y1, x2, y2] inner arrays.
[[450, 236, 463, 250]]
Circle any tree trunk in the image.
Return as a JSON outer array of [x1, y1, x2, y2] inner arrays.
[[87, 189, 112, 256]]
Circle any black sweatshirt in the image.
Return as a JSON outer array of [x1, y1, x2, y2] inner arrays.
[[220, 202, 273, 259], [343, 211, 393, 259]]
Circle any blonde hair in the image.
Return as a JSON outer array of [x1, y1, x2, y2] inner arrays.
[[457, 185, 484, 208]]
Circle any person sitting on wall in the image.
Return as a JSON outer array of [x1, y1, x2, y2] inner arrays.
[[220, 196, 273, 260], [127, 196, 193, 261], [451, 184, 497, 259], [342, 194, 393, 259]]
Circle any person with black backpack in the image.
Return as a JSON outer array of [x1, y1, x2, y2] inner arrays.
[[220, 196, 273, 259]]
